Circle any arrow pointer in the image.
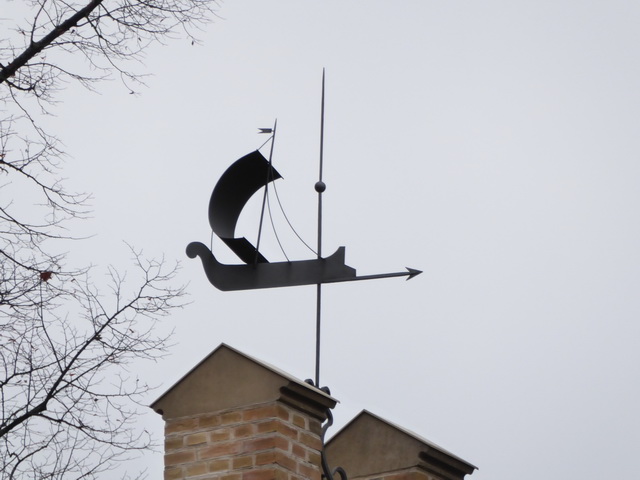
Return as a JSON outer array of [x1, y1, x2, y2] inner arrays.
[[324, 267, 422, 284]]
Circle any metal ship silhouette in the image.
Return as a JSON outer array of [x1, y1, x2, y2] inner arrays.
[[187, 150, 420, 292]]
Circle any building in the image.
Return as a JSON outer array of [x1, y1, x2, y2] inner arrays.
[[151, 344, 476, 480]]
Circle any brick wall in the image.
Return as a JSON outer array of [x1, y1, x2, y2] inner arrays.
[[163, 401, 323, 480]]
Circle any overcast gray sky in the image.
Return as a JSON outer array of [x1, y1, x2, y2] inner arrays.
[[31, 1, 640, 479]]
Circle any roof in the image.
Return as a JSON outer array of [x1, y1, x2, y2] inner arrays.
[[325, 410, 477, 480], [151, 343, 336, 420]]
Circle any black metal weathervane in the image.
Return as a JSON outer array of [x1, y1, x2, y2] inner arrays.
[[187, 69, 421, 378], [186, 70, 421, 480]]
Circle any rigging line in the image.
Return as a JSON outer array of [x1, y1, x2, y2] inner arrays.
[[270, 180, 318, 256], [254, 185, 268, 265], [255, 119, 277, 266], [265, 187, 290, 262], [257, 134, 274, 151]]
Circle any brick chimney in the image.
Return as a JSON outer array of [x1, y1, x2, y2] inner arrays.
[[325, 410, 476, 480], [151, 344, 336, 480]]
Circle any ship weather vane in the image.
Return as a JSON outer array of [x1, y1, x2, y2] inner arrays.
[[187, 71, 421, 381], [187, 71, 422, 378], [187, 71, 420, 480]]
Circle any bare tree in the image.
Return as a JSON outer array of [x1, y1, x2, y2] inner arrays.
[[0, 1, 218, 478]]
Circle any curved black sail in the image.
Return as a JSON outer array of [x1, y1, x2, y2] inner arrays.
[[208, 150, 282, 264]]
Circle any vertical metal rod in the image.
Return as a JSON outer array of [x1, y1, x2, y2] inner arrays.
[[315, 283, 322, 386], [315, 70, 326, 387], [255, 119, 277, 266]]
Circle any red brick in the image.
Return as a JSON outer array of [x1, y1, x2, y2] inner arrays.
[[165, 450, 196, 466], [209, 458, 231, 472], [243, 436, 277, 453], [199, 414, 222, 429], [307, 450, 321, 466], [165, 436, 183, 451], [291, 414, 306, 429], [276, 404, 290, 421], [255, 451, 277, 466], [247, 434, 288, 454], [199, 442, 242, 460], [243, 468, 288, 480], [185, 432, 208, 446], [233, 455, 255, 469], [221, 474, 242, 480], [257, 420, 278, 434], [291, 443, 305, 460], [243, 404, 277, 421], [222, 411, 243, 425], [308, 419, 322, 436], [164, 467, 183, 480], [275, 436, 291, 452], [275, 422, 298, 441], [297, 462, 320, 480], [243, 468, 277, 480], [274, 452, 298, 472], [211, 428, 232, 442], [166, 418, 198, 434], [234, 423, 256, 438], [186, 462, 208, 476], [299, 432, 321, 451]]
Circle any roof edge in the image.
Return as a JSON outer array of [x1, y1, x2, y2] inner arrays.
[[150, 343, 336, 411], [327, 409, 477, 471]]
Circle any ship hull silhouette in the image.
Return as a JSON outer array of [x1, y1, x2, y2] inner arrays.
[[186, 242, 356, 291]]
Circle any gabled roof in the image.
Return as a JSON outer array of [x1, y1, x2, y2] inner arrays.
[[325, 410, 476, 480], [151, 343, 336, 420]]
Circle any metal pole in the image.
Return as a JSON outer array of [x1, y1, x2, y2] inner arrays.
[[255, 119, 277, 266], [315, 70, 326, 387]]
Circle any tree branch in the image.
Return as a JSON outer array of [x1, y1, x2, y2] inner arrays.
[[0, 0, 105, 85]]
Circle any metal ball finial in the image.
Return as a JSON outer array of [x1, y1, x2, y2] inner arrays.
[[315, 181, 326, 193]]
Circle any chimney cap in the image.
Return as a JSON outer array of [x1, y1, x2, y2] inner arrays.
[[151, 343, 337, 420], [325, 410, 477, 480]]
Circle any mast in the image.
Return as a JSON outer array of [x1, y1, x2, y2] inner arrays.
[[315, 70, 326, 387], [255, 119, 278, 266]]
